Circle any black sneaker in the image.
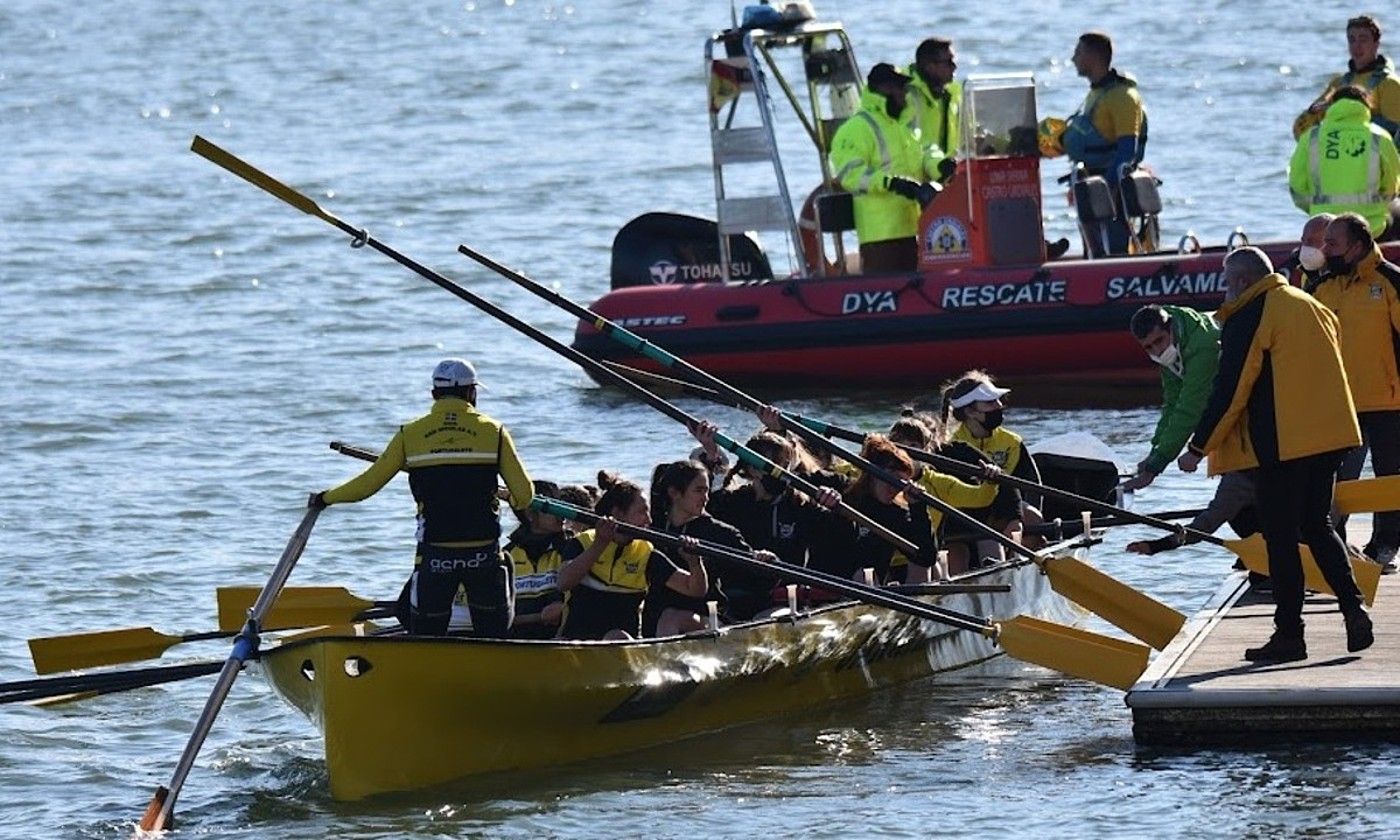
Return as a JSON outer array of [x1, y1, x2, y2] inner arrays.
[[1372, 545, 1399, 575], [1345, 608, 1375, 653], [1244, 632, 1307, 663], [1247, 571, 1272, 593]]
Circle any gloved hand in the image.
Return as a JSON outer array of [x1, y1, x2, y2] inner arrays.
[[915, 182, 941, 207], [886, 176, 922, 201], [937, 157, 957, 181]]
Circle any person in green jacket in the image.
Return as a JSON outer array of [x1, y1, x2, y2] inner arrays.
[[905, 37, 961, 175], [1120, 304, 1221, 492], [829, 63, 943, 273], [1288, 86, 1400, 239]]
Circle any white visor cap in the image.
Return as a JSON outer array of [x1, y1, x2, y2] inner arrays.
[[949, 381, 1009, 409]]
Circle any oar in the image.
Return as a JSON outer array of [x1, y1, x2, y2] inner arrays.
[[532, 495, 1148, 691], [941, 507, 1207, 543], [215, 585, 393, 633], [138, 502, 321, 833], [28, 627, 234, 675], [462, 247, 1185, 651], [189, 137, 921, 564], [1, 660, 226, 706], [1336, 474, 1400, 515]]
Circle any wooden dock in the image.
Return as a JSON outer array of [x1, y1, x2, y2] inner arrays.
[[1127, 570, 1400, 743]]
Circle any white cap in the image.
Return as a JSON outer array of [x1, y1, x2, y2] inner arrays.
[[949, 381, 1009, 409], [431, 358, 484, 389]]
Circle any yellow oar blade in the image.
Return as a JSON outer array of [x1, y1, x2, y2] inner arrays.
[[191, 135, 333, 222], [28, 627, 179, 675], [1336, 475, 1400, 515], [1227, 534, 1380, 607], [1042, 555, 1185, 650], [216, 586, 375, 632], [995, 615, 1150, 691]]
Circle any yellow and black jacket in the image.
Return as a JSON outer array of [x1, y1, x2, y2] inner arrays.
[[1311, 246, 1400, 413], [557, 529, 679, 640], [322, 397, 533, 547], [505, 525, 568, 619], [1189, 273, 1361, 473]]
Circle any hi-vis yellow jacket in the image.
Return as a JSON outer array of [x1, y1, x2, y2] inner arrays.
[[1189, 274, 1361, 474], [830, 88, 942, 244]]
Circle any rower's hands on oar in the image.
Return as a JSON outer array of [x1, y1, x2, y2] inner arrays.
[[689, 419, 724, 462], [813, 486, 841, 509], [977, 462, 1002, 482], [757, 405, 783, 431], [596, 516, 620, 544], [1176, 451, 1202, 473], [754, 550, 779, 564], [677, 535, 703, 564]]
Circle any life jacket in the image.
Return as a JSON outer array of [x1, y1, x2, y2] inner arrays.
[[506, 529, 567, 613], [402, 397, 505, 544], [1062, 71, 1148, 172], [573, 529, 657, 594]]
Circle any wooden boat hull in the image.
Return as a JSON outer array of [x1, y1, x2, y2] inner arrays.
[[259, 559, 1081, 801]]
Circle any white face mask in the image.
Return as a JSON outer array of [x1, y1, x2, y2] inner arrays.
[[1299, 245, 1326, 272], [1149, 343, 1182, 375]]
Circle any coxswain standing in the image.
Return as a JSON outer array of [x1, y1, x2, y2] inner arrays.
[[1179, 248, 1371, 663], [312, 359, 533, 638]]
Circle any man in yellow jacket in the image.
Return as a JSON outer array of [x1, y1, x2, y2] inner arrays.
[[1315, 212, 1400, 569], [1288, 87, 1400, 239], [905, 38, 961, 173], [1293, 15, 1400, 143], [1178, 248, 1369, 663], [314, 359, 534, 637], [830, 63, 943, 273]]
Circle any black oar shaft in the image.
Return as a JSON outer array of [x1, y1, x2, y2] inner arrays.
[[0, 661, 225, 705]]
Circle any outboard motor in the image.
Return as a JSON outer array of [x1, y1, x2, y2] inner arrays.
[[610, 212, 773, 289]]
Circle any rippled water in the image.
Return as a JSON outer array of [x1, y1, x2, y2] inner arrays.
[[3, 1, 1396, 836]]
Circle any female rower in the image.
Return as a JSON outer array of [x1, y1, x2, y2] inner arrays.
[[646, 459, 772, 630], [809, 435, 939, 585], [501, 480, 580, 640], [940, 371, 1045, 565], [556, 472, 707, 640], [886, 416, 1002, 576]]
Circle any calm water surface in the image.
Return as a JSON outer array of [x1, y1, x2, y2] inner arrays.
[[3, 1, 1397, 836]]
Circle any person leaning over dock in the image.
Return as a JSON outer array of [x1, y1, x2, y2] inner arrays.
[[1293, 15, 1400, 143], [829, 62, 944, 274], [1288, 86, 1400, 241], [312, 358, 533, 638], [1060, 31, 1148, 256], [1121, 304, 1220, 493], [556, 473, 706, 641], [1314, 212, 1400, 570], [1279, 213, 1336, 292], [1178, 247, 1371, 663]]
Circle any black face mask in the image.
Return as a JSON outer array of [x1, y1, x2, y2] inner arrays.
[[1325, 252, 1355, 276], [979, 408, 1005, 431], [759, 475, 787, 497]]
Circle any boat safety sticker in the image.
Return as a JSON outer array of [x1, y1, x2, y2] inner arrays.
[[1105, 271, 1225, 301], [940, 279, 1067, 310], [923, 216, 970, 260], [841, 290, 899, 314]]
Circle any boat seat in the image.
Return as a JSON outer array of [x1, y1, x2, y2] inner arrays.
[[1119, 170, 1162, 217], [815, 190, 855, 233], [1074, 175, 1117, 258]]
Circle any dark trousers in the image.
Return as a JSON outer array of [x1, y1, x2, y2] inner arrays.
[[409, 544, 514, 637], [1336, 410, 1400, 550], [859, 237, 918, 274], [1253, 450, 1363, 634]]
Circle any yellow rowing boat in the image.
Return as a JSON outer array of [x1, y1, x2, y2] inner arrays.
[[258, 556, 1083, 801]]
